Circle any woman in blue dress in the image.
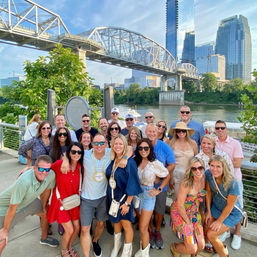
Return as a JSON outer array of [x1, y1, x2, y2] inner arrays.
[[106, 134, 142, 257], [205, 155, 242, 257]]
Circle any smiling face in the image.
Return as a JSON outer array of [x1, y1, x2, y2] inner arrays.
[[55, 115, 66, 129], [138, 141, 150, 159], [81, 132, 91, 148], [69, 145, 82, 163], [144, 112, 155, 124], [191, 161, 205, 180], [34, 160, 51, 182], [110, 124, 119, 137], [113, 137, 124, 157], [145, 124, 158, 143], [157, 121, 166, 135], [201, 137, 214, 155], [215, 122, 228, 140], [99, 118, 108, 132], [41, 123, 51, 137], [58, 128, 67, 144], [92, 134, 106, 154], [82, 116, 90, 129], [130, 129, 138, 141], [179, 106, 192, 123], [209, 160, 223, 179]]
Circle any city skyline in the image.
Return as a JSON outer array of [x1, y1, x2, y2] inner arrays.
[[0, 0, 256, 86]]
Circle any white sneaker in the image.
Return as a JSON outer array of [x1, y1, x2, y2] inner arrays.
[[219, 231, 231, 242], [231, 234, 241, 250]]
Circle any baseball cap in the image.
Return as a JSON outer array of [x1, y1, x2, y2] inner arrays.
[[125, 113, 134, 119], [111, 107, 119, 113]]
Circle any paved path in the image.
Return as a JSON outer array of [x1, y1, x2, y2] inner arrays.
[[0, 151, 257, 257]]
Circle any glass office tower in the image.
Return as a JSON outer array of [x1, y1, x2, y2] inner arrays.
[[181, 31, 195, 65], [215, 15, 252, 82]]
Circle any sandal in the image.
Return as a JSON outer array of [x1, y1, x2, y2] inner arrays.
[[61, 249, 71, 257], [69, 247, 80, 257], [204, 242, 214, 253]]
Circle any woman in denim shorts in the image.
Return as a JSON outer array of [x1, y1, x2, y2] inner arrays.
[[134, 138, 170, 257]]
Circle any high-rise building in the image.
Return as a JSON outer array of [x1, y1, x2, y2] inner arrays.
[[182, 31, 195, 65], [215, 15, 252, 82], [166, 0, 195, 62], [0, 76, 23, 88]]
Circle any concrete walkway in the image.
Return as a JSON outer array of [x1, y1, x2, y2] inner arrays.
[[0, 151, 257, 257]]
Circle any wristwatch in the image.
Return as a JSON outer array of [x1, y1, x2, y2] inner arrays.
[[157, 187, 162, 192], [125, 201, 131, 207]]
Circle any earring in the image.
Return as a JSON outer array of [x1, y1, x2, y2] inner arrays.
[[190, 171, 194, 177]]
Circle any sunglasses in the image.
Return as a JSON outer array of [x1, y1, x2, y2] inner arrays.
[[58, 132, 67, 137], [112, 112, 118, 115], [215, 127, 226, 130], [38, 167, 51, 173], [82, 119, 90, 123], [42, 127, 51, 130], [176, 129, 187, 133], [70, 150, 82, 155], [145, 116, 153, 119], [157, 124, 166, 129], [180, 111, 190, 114], [93, 141, 105, 146], [191, 166, 205, 172], [138, 146, 150, 152], [126, 118, 133, 121], [110, 127, 119, 131]]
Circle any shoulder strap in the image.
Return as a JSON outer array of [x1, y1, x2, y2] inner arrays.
[[212, 175, 242, 214]]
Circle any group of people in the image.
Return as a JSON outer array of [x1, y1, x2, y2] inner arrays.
[[0, 105, 244, 257]]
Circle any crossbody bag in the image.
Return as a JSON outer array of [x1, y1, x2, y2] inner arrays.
[[56, 168, 82, 211], [212, 176, 248, 228]]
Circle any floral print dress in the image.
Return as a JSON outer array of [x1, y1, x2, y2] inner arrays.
[[170, 190, 206, 244]]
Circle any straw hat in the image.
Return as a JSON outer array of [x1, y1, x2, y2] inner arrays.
[[169, 121, 195, 137]]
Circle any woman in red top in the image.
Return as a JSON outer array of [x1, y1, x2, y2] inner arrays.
[[47, 142, 84, 257]]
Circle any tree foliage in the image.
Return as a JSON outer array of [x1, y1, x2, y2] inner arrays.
[[0, 44, 101, 123], [201, 73, 218, 92], [239, 70, 257, 144]]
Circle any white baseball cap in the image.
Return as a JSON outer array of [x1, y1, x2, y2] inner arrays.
[[111, 107, 119, 113]]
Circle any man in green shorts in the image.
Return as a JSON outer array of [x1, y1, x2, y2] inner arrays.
[[0, 155, 59, 256]]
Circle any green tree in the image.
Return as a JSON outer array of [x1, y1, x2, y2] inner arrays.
[[126, 84, 141, 103], [183, 80, 197, 94], [223, 78, 246, 103], [201, 73, 218, 92], [239, 70, 257, 144], [8, 44, 94, 120]]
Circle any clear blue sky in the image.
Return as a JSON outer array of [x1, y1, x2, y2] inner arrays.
[[0, 0, 256, 86]]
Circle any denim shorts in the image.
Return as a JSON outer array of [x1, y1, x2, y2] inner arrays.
[[138, 185, 156, 213]]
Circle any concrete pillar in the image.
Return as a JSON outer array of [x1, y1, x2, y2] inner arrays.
[[160, 75, 168, 91], [103, 86, 114, 120], [47, 89, 57, 125], [77, 49, 87, 73], [177, 74, 183, 91]]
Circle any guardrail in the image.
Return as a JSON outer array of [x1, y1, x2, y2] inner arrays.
[[0, 122, 20, 150]]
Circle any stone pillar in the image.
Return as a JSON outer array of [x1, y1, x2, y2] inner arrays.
[[47, 89, 57, 125], [77, 49, 87, 73], [159, 91, 184, 105], [103, 86, 114, 120], [160, 75, 168, 91]]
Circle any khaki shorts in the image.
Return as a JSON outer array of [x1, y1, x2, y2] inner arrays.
[[0, 198, 42, 230]]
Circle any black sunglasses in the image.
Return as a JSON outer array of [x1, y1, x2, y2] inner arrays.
[[82, 119, 90, 123], [70, 150, 82, 155], [138, 146, 150, 152], [180, 111, 190, 114], [215, 127, 226, 130], [157, 124, 166, 129], [126, 118, 133, 121], [110, 127, 119, 131], [145, 116, 153, 119], [58, 132, 68, 137], [176, 129, 187, 133], [42, 127, 51, 130]]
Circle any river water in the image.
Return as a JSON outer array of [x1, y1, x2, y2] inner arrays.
[[116, 104, 243, 126]]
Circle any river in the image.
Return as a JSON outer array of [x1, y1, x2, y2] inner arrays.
[[116, 104, 243, 125]]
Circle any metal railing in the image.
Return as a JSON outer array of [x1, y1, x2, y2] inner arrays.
[[0, 121, 257, 223], [0, 122, 20, 150]]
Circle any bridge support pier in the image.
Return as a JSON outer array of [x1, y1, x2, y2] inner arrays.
[[159, 90, 184, 105], [76, 49, 87, 73], [160, 75, 168, 91]]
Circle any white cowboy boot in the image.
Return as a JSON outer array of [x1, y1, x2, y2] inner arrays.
[[141, 244, 150, 257], [110, 233, 122, 257], [134, 241, 142, 257], [121, 242, 132, 257]]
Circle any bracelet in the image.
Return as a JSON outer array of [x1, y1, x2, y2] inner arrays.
[[123, 155, 128, 160], [124, 201, 131, 207]]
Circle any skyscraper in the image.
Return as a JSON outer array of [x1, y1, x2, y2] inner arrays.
[[166, 0, 195, 62], [215, 15, 252, 82], [181, 31, 195, 65]]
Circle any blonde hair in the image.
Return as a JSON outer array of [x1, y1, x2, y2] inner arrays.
[[110, 134, 128, 161], [29, 114, 40, 125], [209, 155, 233, 190], [201, 134, 216, 153], [183, 157, 205, 188], [127, 126, 141, 146]]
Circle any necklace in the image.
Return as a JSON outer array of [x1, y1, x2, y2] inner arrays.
[[92, 152, 106, 182]]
